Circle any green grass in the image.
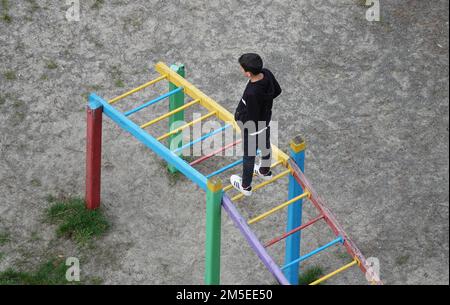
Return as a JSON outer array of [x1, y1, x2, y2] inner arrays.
[[30, 178, 42, 187], [46, 61, 58, 70], [1, 0, 11, 23], [2, 13, 10, 22], [0, 258, 70, 285], [0, 257, 104, 285], [181, 155, 196, 163], [45, 197, 110, 246], [396, 254, 410, 266], [91, 0, 104, 9], [0, 232, 10, 245], [115, 79, 125, 88], [356, 0, 369, 7], [298, 266, 324, 285], [110, 66, 125, 88], [4, 70, 16, 80]]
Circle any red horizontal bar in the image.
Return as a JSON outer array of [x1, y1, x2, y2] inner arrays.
[[264, 215, 324, 248], [190, 139, 242, 166]]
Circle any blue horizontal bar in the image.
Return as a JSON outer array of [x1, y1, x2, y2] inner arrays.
[[124, 87, 183, 117], [173, 124, 232, 154], [206, 150, 261, 178], [281, 236, 344, 270], [89, 93, 208, 191], [206, 159, 243, 178]]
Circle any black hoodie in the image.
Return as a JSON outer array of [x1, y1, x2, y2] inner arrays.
[[234, 68, 281, 132]]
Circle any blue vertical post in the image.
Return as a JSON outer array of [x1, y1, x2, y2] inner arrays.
[[284, 135, 306, 284]]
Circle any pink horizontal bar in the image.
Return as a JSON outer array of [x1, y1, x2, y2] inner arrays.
[[264, 215, 324, 248], [190, 139, 242, 166]]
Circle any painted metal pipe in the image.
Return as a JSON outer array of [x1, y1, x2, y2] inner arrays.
[[206, 159, 244, 179], [221, 194, 290, 285], [281, 236, 344, 270], [222, 160, 284, 192], [231, 169, 291, 201], [190, 139, 242, 166], [157, 111, 217, 141], [205, 179, 223, 284], [264, 215, 325, 248], [124, 87, 183, 117], [85, 102, 103, 210], [309, 259, 358, 285], [89, 93, 208, 191], [109, 74, 167, 104], [173, 124, 232, 154], [205, 149, 261, 179], [284, 135, 306, 284], [247, 192, 310, 225], [167, 64, 186, 174], [140, 99, 200, 129]]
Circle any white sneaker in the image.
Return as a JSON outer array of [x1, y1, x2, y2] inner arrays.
[[230, 175, 252, 196], [254, 163, 273, 181]]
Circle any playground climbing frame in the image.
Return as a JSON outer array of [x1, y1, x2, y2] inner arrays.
[[85, 62, 382, 285]]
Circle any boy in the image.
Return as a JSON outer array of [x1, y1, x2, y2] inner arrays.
[[231, 53, 282, 196]]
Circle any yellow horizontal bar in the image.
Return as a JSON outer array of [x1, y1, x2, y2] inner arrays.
[[223, 160, 284, 192], [156, 111, 217, 141], [109, 74, 167, 104], [155, 62, 290, 166], [248, 191, 310, 225], [231, 169, 291, 201], [309, 260, 358, 285], [140, 99, 200, 129]]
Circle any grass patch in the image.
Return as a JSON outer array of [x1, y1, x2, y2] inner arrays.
[[181, 155, 196, 163], [115, 79, 125, 88], [91, 0, 104, 9], [46, 60, 58, 70], [355, 0, 367, 7], [0, 232, 11, 245], [0, 94, 6, 106], [299, 266, 324, 285], [1, 0, 11, 23], [30, 178, 42, 187], [29, 231, 41, 242], [395, 254, 410, 266], [2, 13, 10, 22], [110, 66, 125, 88], [123, 16, 143, 32], [4, 70, 16, 80], [0, 258, 70, 285], [0, 257, 102, 285], [45, 197, 109, 246]]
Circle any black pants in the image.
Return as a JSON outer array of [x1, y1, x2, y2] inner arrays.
[[242, 126, 272, 188]]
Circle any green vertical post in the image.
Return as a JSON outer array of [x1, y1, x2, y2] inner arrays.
[[205, 178, 223, 285], [168, 64, 185, 173]]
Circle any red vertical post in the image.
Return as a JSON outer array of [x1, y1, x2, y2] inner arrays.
[[85, 103, 103, 210]]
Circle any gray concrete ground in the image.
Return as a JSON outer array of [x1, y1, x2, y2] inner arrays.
[[0, 0, 448, 285]]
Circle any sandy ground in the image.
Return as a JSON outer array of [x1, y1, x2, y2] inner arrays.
[[0, 0, 448, 285]]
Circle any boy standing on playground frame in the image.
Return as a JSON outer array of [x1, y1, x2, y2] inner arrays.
[[231, 53, 282, 196]]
